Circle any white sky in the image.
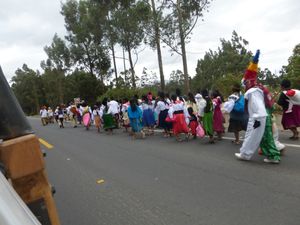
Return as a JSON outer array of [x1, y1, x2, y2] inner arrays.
[[0, 0, 300, 83]]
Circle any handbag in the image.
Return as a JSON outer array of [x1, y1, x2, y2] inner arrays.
[[196, 124, 205, 138]]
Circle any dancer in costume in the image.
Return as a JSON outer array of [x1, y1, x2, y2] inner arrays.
[[168, 94, 189, 142], [107, 99, 120, 128], [186, 92, 198, 115], [121, 98, 131, 132], [235, 50, 280, 163], [69, 103, 78, 128], [102, 98, 117, 134], [224, 84, 248, 145], [57, 105, 65, 128], [92, 104, 102, 132], [40, 106, 48, 126], [80, 102, 92, 130], [201, 89, 214, 143], [141, 93, 156, 135], [212, 90, 224, 140], [155, 91, 172, 137], [188, 107, 198, 139], [195, 93, 206, 122], [257, 82, 281, 163], [277, 79, 300, 140], [127, 99, 145, 139], [47, 107, 54, 123]]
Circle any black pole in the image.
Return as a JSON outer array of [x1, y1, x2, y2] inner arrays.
[[0, 66, 33, 140]]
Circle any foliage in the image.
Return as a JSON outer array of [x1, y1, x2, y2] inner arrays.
[[11, 64, 45, 115], [165, 69, 185, 94], [61, 0, 111, 82], [160, 0, 212, 92], [98, 87, 158, 102], [193, 31, 252, 91], [281, 43, 300, 89], [140, 67, 160, 88]]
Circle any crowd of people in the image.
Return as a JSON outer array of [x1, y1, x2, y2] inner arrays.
[[39, 50, 300, 164]]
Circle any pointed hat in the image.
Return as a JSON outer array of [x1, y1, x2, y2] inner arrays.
[[243, 50, 260, 81]]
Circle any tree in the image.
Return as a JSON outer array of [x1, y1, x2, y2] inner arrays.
[[193, 31, 252, 91], [111, 0, 151, 88], [140, 67, 159, 87], [41, 34, 71, 103], [161, 0, 211, 93], [11, 64, 44, 115], [281, 43, 300, 88], [166, 69, 185, 93], [61, 0, 111, 84], [143, 0, 166, 91]]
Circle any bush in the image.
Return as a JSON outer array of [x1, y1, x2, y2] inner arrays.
[[97, 87, 159, 102]]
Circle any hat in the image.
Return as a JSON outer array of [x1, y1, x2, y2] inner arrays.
[[195, 93, 203, 99], [243, 50, 260, 81]]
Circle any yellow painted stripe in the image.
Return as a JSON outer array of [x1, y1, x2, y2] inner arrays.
[[39, 138, 54, 149]]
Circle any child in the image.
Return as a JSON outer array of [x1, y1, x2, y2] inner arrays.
[[141, 93, 156, 135], [201, 89, 214, 143], [188, 107, 198, 139], [212, 90, 224, 140], [127, 99, 145, 139]]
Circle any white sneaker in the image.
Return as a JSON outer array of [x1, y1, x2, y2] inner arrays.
[[263, 158, 280, 164], [235, 153, 249, 161]]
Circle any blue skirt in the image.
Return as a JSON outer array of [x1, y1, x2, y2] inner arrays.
[[143, 109, 156, 127], [130, 118, 143, 132]]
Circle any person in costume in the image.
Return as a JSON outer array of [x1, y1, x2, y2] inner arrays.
[[212, 90, 224, 140], [102, 98, 117, 134], [141, 93, 156, 135], [277, 79, 300, 140], [57, 105, 65, 128], [224, 84, 248, 145], [80, 102, 92, 130], [127, 98, 145, 139], [107, 99, 120, 129], [47, 107, 54, 123], [201, 89, 214, 143], [92, 104, 102, 132], [168, 94, 189, 142], [235, 50, 280, 163], [69, 102, 78, 128], [40, 106, 48, 126], [121, 98, 131, 132], [194, 92, 206, 122], [256, 82, 281, 163], [186, 92, 198, 115], [154, 91, 172, 137], [187, 107, 198, 139]]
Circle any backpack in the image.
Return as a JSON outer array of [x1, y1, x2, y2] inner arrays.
[[233, 95, 244, 113]]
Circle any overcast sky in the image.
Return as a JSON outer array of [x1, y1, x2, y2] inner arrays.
[[1, 0, 300, 83]]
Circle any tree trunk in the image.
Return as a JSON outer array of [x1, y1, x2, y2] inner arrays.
[[111, 44, 118, 87], [122, 48, 126, 72], [151, 0, 165, 91], [127, 44, 136, 88], [177, 0, 189, 94]]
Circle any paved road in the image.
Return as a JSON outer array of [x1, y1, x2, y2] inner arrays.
[[29, 118, 300, 225]]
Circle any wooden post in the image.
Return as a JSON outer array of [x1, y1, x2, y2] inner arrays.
[[0, 134, 60, 225]]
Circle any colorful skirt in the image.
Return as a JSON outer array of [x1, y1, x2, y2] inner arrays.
[[102, 114, 116, 130], [281, 105, 300, 129], [189, 120, 198, 135], [130, 118, 143, 132], [158, 109, 172, 130], [143, 108, 156, 127], [172, 113, 189, 135], [94, 115, 101, 128], [203, 112, 213, 136]]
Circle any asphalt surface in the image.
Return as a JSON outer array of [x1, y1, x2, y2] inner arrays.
[[29, 118, 300, 225]]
